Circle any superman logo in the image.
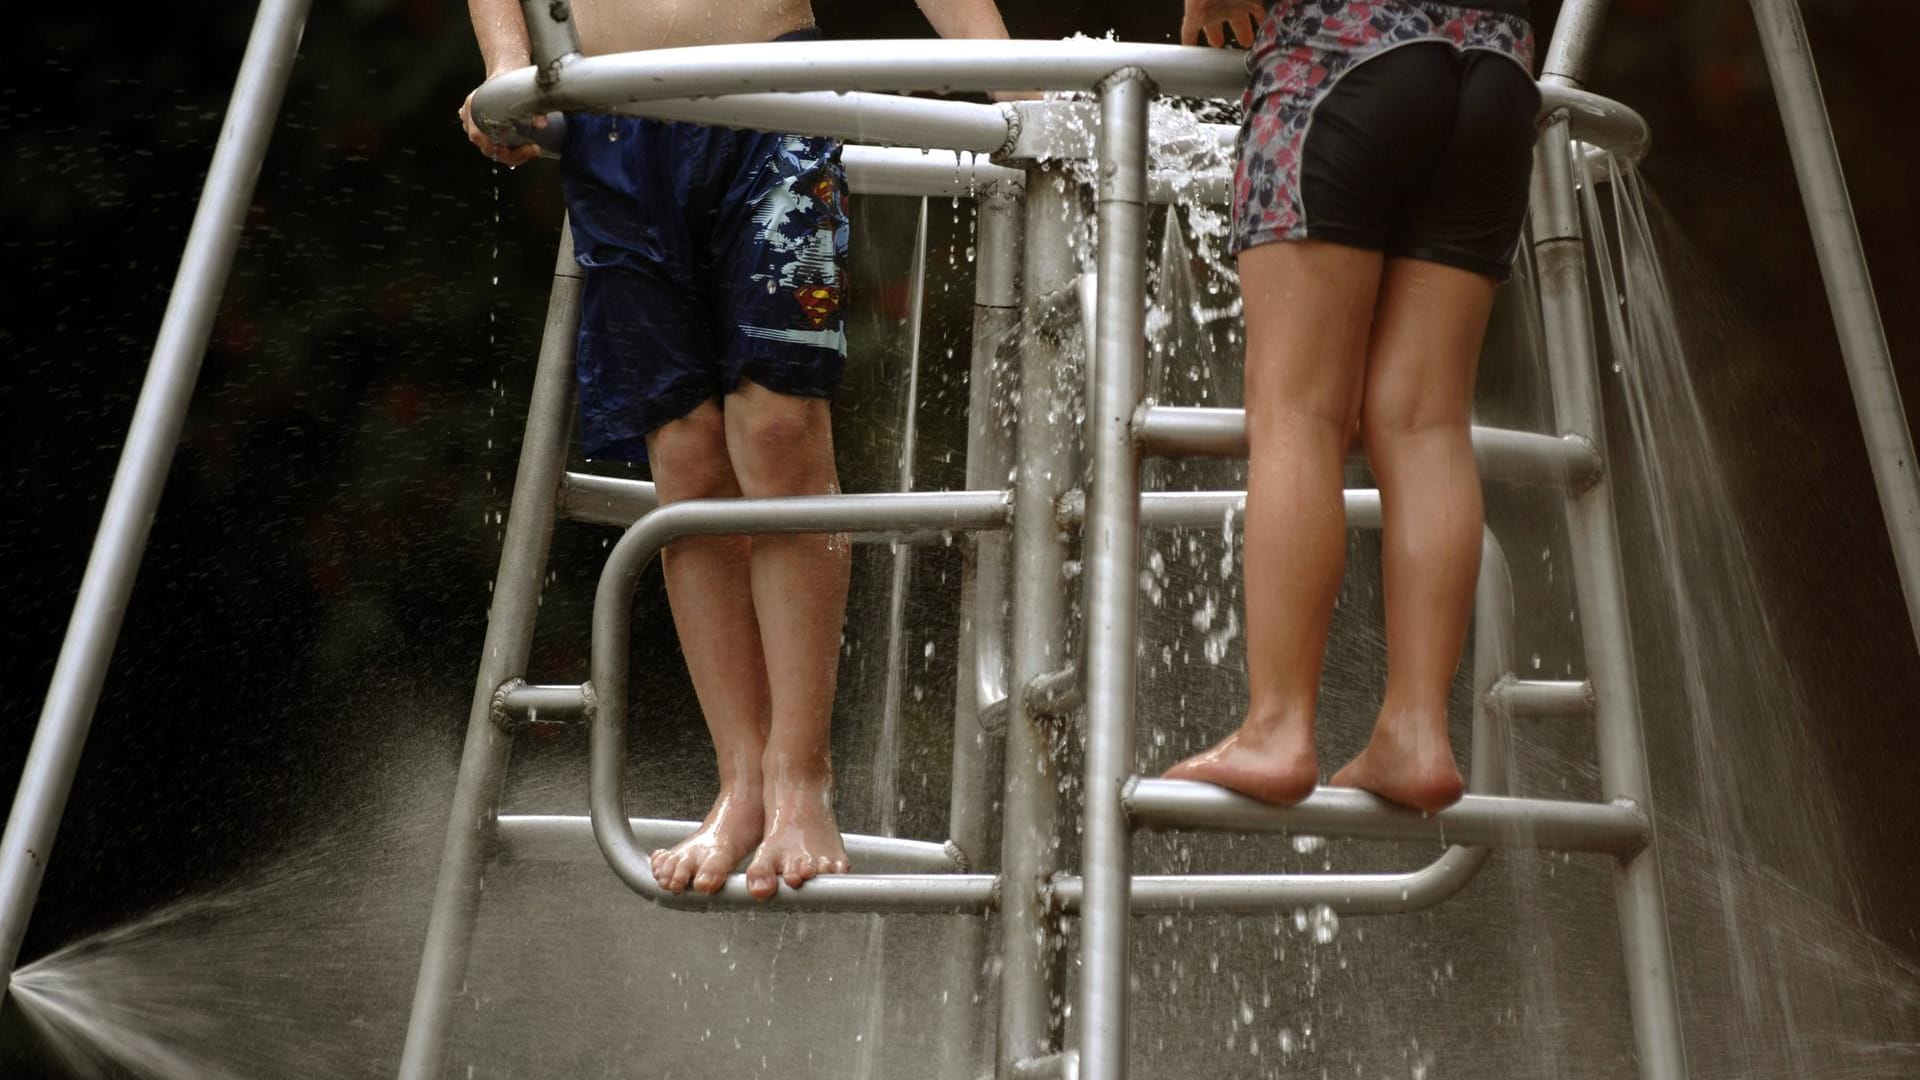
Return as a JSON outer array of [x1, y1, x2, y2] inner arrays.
[[794, 283, 840, 329], [811, 175, 837, 207]]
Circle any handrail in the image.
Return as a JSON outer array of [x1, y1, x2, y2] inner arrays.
[[588, 492, 1011, 911], [471, 39, 1650, 164]]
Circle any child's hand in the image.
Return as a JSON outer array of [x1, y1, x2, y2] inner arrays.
[[1181, 0, 1265, 48], [459, 82, 543, 168]]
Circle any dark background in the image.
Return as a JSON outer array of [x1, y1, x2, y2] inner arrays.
[[3, 0, 1917, 1072]]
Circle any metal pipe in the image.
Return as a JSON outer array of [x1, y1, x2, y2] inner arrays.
[[490, 680, 593, 731], [938, 179, 1024, 1080], [1011, 1051, 1081, 1080], [1048, 856, 1490, 917], [877, 199, 931, 840], [1124, 782, 1650, 856], [845, 146, 1026, 199], [557, 471, 657, 526], [469, 40, 1250, 126], [1489, 678, 1596, 720], [997, 166, 1085, 1078], [0, 0, 312, 1005], [1749, 0, 1920, 655], [1541, 0, 1613, 88], [1076, 69, 1152, 1080], [494, 815, 966, 873], [587, 493, 1010, 909], [619, 92, 1015, 156], [1134, 406, 1601, 488], [396, 229, 582, 1079], [1023, 665, 1081, 721], [1531, 115, 1690, 1079], [519, 0, 583, 86]]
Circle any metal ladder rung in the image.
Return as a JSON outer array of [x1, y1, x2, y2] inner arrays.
[[1048, 844, 1490, 917], [607, 870, 999, 914], [1124, 779, 1649, 857], [1134, 406, 1603, 488], [492, 814, 967, 874]]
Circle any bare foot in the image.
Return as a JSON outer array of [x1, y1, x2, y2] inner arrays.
[[1330, 713, 1463, 814], [745, 756, 850, 901], [1162, 719, 1318, 807], [650, 784, 765, 895]]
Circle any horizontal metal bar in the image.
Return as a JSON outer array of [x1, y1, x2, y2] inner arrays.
[[844, 145, 1024, 197], [471, 41, 1251, 137], [627, 873, 998, 914], [1490, 677, 1596, 720], [979, 694, 1011, 735], [561, 474, 1010, 545], [1061, 489, 1386, 532], [558, 471, 658, 527], [1049, 845, 1491, 917], [1134, 406, 1603, 487], [1011, 1051, 1081, 1080], [493, 815, 966, 874], [1124, 779, 1650, 856], [489, 680, 592, 731], [1540, 82, 1650, 163], [622, 92, 1014, 155], [1025, 664, 1081, 719]]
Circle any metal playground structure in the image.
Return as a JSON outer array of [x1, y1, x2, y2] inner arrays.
[[3, 1, 1915, 1079]]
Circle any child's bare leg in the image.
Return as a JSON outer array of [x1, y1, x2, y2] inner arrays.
[[1331, 257, 1494, 813], [644, 402, 773, 893], [723, 380, 852, 900], [1164, 241, 1380, 805]]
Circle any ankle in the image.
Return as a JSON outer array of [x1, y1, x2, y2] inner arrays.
[[1241, 699, 1314, 742], [762, 745, 833, 788]]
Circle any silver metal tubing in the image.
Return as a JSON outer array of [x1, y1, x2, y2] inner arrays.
[[1052, 527, 1517, 920], [877, 199, 932, 841], [493, 815, 965, 873], [844, 146, 1026, 198], [1531, 111, 1690, 1078], [1490, 678, 1596, 720], [1134, 406, 1602, 488], [1750, 0, 1920, 654], [621, 92, 1015, 156], [519, 0, 583, 86], [595, 872, 1000, 914], [1024, 665, 1081, 721], [1541, 0, 1613, 88], [940, 180, 1024, 1080], [1048, 853, 1491, 917], [998, 165, 1085, 1078], [0, 0, 312, 1005], [1011, 1051, 1081, 1080], [1540, 82, 1650, 164], [557, 470, 657, 526], [1077, 70, 1153, 1080], [588, 492, 1010, 909], [468, 40, 1249, 133], [490, 681, 593, 731], [397, 230, 583, 1080], [1124, 782, 1650, 857]]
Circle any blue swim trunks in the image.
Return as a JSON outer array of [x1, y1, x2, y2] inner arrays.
[[559, 30, 849, 462]]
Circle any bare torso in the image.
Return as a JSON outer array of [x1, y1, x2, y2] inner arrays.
[[569, 0, 818, 56]]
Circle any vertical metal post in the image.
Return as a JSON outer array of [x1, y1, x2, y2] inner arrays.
[[860, 197, 931, 1080], [0, 0, 312, 1004], [1540, 0, 1613, 87], [1531, 116, 1690, 1080], [940, 181, 1023, 1080], [1075, 69, 1152, 1080], [997, 170, 1083, 1078], [1748, 0, 1920, 655], [396, 229, 582, 1080]]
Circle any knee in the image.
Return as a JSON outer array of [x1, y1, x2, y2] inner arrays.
[[1359, 383, 1468, 450], [646, 407, 739, 502], [728, 387, 836, 496]]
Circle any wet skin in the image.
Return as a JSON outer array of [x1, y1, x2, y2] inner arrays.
[[1165, 242, 1493, 816]]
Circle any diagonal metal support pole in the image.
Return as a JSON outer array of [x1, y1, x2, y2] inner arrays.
[[396, 228, 583, 1079], [0, 0, 312, 1007], [1748, 0, 1920, 657]]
